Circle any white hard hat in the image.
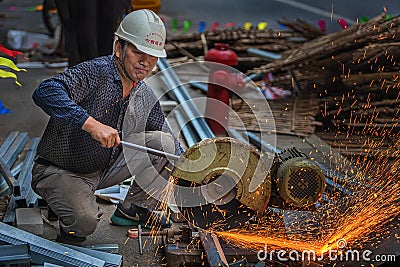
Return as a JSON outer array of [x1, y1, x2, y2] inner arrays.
[[115, 9, 166, 58]]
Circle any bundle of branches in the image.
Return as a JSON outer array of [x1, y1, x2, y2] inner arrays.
[[242, 13, 400, 160], [229, 91, 322, 136], [317, 132, 400, 159], [277, 17, 325, 40], [165, 18, 324, 59], [249, 13, 400, 76], [316, 73, 399, 159]]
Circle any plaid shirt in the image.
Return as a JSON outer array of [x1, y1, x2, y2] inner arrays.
[[33, 55, 182, 174]]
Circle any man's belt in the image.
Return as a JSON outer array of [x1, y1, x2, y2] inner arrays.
[[35, 157, 53, 167]]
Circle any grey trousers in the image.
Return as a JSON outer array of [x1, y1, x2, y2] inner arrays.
[[31, 131, 175, 237]]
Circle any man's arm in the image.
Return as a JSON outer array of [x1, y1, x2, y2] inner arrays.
[[33, 79, 120, 148], [32, 79, 90, 128], [82, 116, 120, 148]]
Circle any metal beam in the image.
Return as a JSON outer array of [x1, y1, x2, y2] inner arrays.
[[0, 157, 19, 196], [62, 244, 122, 267], [157, 58, 215, 140], [199, 229, 229, 267], [0, 132, 28, 196], [0, 243, 31, 267], [0, 223, 106, 267]]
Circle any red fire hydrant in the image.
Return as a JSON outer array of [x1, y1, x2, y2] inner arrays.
[[204, 43, 244, 135]]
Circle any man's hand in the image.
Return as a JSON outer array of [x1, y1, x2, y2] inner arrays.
[[82, 116, 120, 148]]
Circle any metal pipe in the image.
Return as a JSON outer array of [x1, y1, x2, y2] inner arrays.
[[157, 58, 215, 139], [138, 225, 143, 255], [120, 141, 180, 161], [226, 129, 247, 143], [173, 110, 199, 147], [243, 72, 265, 85], [188, 80, 208, 93], [244, 131, 281, 154], [247, 48, 282, 60]]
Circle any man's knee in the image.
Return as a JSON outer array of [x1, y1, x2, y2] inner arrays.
[[76, 213, 99, 236], [147, 131, 175, 155], [63, 212, 100, 237]]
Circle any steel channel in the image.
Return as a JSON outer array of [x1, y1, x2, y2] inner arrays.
[[0, 131, 19, 156], [17, 137, 40, 187], [0, 132, 28, 196], [0, 243, 31, 265], [0, 158, 19, 196], [2, 132, 28, 165], [199, 229, 229, 267], [10, 162, 23, 177], [62, 244, 122, 267], [0, 223, 106, 266]]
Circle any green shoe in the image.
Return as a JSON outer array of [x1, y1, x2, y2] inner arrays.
[[110, 213, 152, 228], [110, 202, 171, 229]]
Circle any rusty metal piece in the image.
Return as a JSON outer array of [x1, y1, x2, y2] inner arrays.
[[199, 229, 229, 267], [128, 228, 179, 239], [172, 137, 271, 211]]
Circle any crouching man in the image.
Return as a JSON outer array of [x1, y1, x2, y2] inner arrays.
[[31, 9, 183, 244]]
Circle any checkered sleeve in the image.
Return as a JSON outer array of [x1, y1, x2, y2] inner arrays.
[[32, 79, 90, 128]]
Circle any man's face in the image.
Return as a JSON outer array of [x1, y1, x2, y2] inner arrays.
[[116, 42, 158, 81]]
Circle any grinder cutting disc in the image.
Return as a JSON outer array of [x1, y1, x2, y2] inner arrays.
[[181, 199, 254, 231], [174, 177, 255, 230], [172, 137, 272, 230]]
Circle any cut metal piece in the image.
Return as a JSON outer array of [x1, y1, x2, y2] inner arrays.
[[199, 229, 229, 267]]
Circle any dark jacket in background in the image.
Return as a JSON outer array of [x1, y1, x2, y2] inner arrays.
[[55, 0, 131, 67]]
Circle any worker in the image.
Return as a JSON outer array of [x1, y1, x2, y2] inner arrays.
[[31, 9, 182, 244]]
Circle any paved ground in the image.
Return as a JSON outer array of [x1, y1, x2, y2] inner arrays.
[[1, 1, 399, 266]]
